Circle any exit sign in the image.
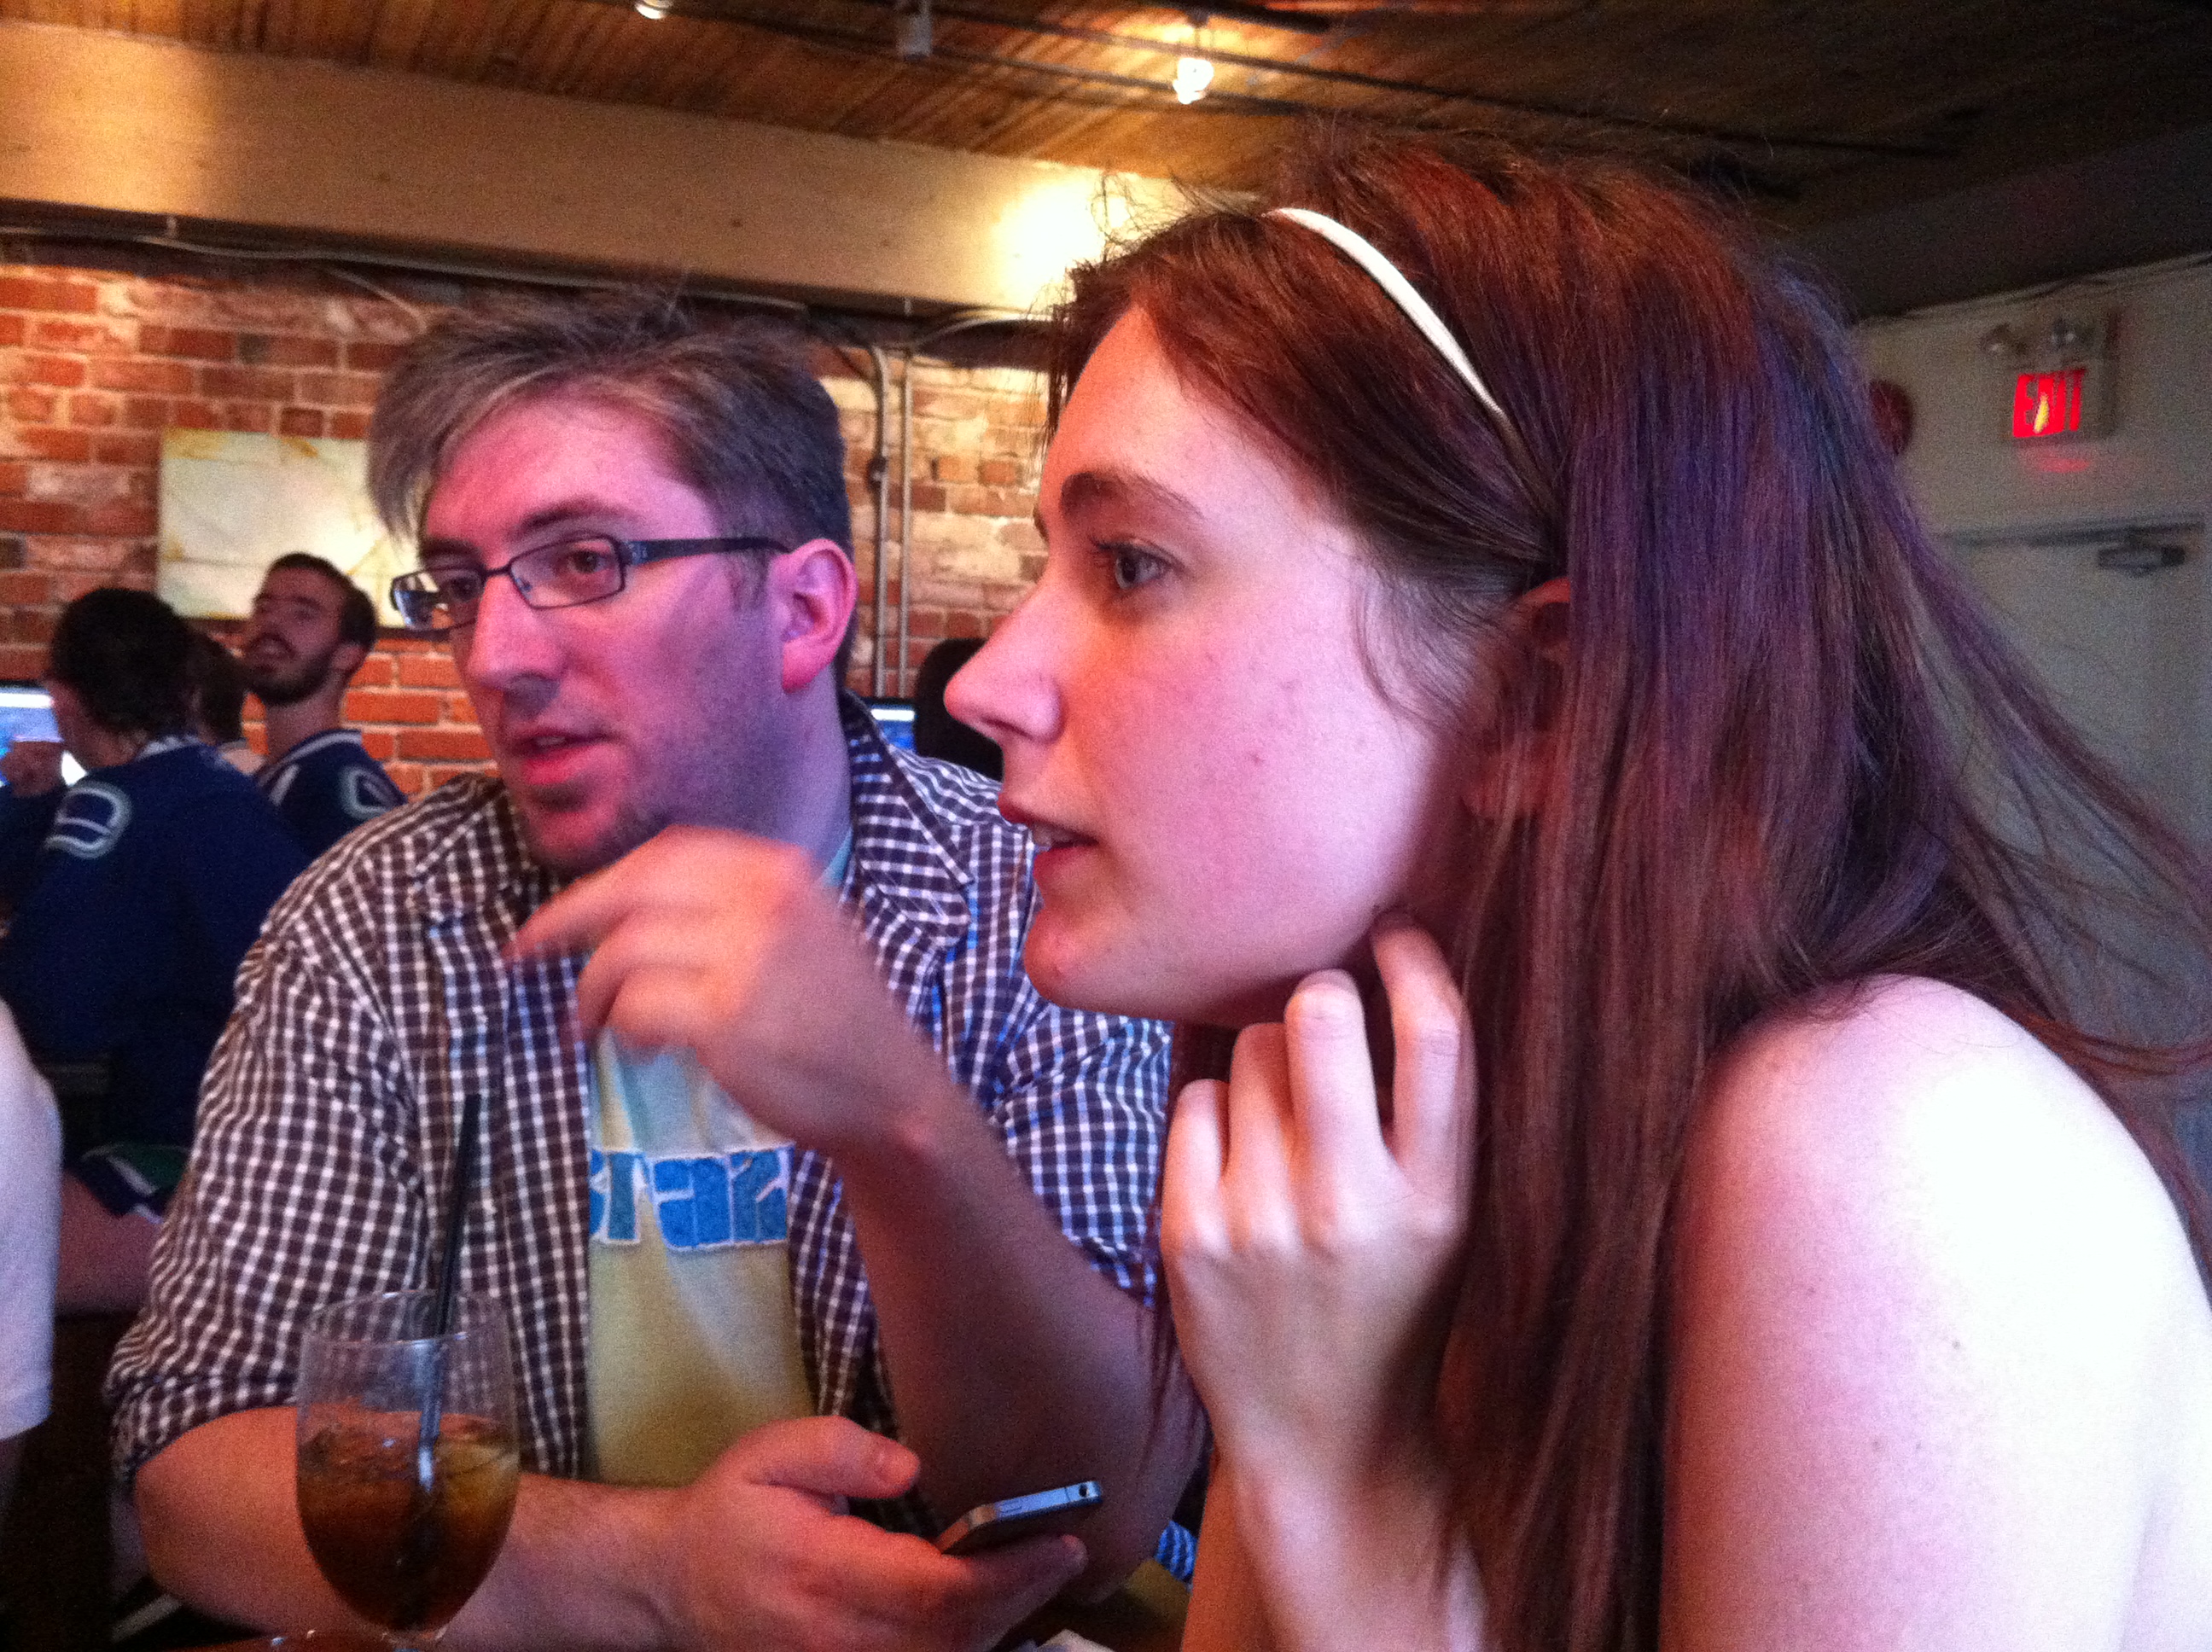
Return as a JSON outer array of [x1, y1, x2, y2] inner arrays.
[[2012, 368, 2086, 440]]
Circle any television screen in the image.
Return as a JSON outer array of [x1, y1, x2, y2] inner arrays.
[[0, 685, 87, 787], [864, 700, 917, 753]]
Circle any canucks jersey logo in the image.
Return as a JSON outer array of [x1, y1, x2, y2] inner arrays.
[[341, 769, 404, 822], [45, 782, 131, 859]]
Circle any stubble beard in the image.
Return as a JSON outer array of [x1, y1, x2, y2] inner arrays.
[[245, 645, 340, 709]]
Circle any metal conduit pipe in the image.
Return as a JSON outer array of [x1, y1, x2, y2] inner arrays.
[[895, 311, 1038, 697], [864, 342, 893, 697], [898, 354, 915, 697]]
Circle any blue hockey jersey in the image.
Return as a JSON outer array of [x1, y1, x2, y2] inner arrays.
[[0, 740, 308, 1171]]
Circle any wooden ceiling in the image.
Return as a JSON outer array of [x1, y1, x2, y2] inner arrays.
[[12, 0, 2212, 228]]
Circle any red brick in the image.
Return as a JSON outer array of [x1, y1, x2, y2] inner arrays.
[[17, 355, 87, 389], [241, 334, 339, 369], [9, 608, 55, 644], [0, 463, 25, 497], [349, 654, 396, 689], [906, 606, 946, 641], [0, 571, 51, 605], [0, 500, 79, 532], [94, 433, 160, 466], [0, 644, 46, 679], [359, 729, 397, 761], [142, 324, 239, 361], [90, 358, 194, 394], [933, 454, 978, 485], [329, 411, 371, 440], [346, 688, 442, 724], [296, 370, 382, 409], [945, 609, 985, 639], [276, 406, 327, 438], [345, 340, 407, 373], [978, 457, 1022, 487], [0, 276, 96, 314], [121, 397, 169, 429], [0, 316, 21, 349], [53, 571, 131, 603], [81, 503, 156, 536], [908, 483, 947, 514], [913, 388, 982, 421], [32, 317, 130, 355], [170, 399, 222, 430], [396, 654, 461, 689], [6, 387, 56, 422], [221, 404, 274, 433], [67, 393, 119, 428], [397, 727, 492, 762], [2, 428, 90, 462], [199, 364, 295, 400]]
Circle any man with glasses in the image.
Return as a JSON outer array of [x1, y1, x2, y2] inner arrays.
[[110, 294, 1199, 1652]]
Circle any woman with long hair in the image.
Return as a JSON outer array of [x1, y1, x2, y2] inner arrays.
[[950, 132, 2212, 1650]]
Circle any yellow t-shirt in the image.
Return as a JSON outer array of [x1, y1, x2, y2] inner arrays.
[[582, 836, 850, 1487]]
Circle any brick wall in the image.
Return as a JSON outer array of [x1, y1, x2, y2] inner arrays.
[[0, 250, 1046, 796]]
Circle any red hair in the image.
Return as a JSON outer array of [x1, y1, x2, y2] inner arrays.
[[1064, 131, 2212, 1651]]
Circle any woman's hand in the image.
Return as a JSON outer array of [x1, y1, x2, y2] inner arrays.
[[1162, 915, 1483, 1650]]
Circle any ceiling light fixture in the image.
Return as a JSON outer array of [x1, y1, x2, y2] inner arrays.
[[894, 0, 933, 60], [635, 0, 672, 16], [1173, 10, 1212, 104]]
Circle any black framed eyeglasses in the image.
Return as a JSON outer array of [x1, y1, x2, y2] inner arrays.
[[390, 534, 789, 635]]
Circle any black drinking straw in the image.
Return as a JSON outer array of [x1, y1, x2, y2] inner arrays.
[[401, 1091, 484, 1609]]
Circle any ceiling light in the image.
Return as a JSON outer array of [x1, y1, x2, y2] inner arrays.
[[894, 0, 932, 60], [634, 0, 672, 15], [1173, 55, 1214, 103]]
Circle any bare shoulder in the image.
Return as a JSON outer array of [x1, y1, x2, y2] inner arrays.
[[1666, 976, 2212, 1652], [1693, 976, 2181, 1257]]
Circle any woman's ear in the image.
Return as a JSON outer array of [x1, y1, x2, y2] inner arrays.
[[1458, 577, 1570, 817]]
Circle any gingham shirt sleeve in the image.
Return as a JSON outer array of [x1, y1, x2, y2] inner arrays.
[[106, 857, 428, 1483], [989, 992, 1172, 1306]]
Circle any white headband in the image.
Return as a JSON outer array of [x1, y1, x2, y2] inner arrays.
[[1267, 206, 1517, 440]]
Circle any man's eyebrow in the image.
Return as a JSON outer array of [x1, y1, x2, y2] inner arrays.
[[1054, 468, 1202, 523], [416, 499, 633, 560]]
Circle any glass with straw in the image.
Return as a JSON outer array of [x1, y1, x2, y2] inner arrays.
[[295, 1096, 516, 1650]]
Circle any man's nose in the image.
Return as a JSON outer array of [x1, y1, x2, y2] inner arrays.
[[454, 570, 562, 699]]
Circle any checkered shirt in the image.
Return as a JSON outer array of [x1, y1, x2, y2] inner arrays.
[[108, 695, 1172, 1526]]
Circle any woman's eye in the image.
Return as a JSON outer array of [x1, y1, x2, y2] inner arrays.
[[1102, 543, 1165, 592]]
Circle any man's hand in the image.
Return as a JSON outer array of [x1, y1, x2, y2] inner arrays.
[[641, 1416, 1086, 1652], [1, 740, 65, 795], [509, 826, 952, 1158]]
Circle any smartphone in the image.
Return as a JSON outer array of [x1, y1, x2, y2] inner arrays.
[[934, 1480, 1103, 1556]]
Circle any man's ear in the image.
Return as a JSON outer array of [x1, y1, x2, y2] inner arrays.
[[331, 640, 369, 684], [1459, 576, 1570, 817], [769, 538, 859, 695]]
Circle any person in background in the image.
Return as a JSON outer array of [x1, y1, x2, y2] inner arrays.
[[0, 588, 306, 1313], [184, 628, 259, 777], [0, 1002, 61, 1521], [911, 637, 1001, 781], [238, 552, 405, 857], [950, 133, 2212, 1651], [112, 293, 1200, 1652]]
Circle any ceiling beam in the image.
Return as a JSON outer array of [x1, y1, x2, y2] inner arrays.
[[0, 19, 1178, 314]]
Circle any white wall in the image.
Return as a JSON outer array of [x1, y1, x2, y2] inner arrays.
[[1856, 255, 2212, 848]]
